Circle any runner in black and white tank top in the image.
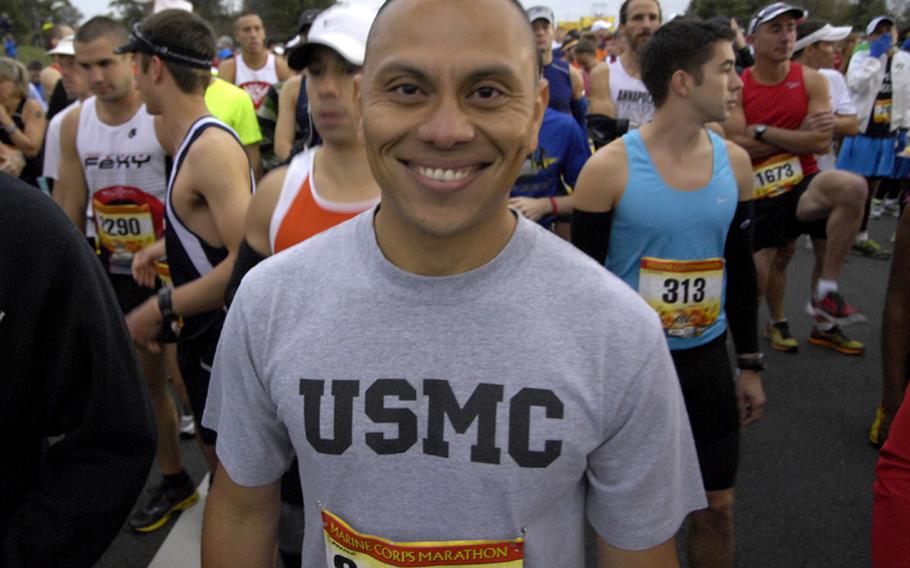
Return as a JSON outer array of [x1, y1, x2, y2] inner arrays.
[[165, 115, 250, 341]]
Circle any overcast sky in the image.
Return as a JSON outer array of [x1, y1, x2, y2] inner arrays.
[[70, 0, 694, 24]]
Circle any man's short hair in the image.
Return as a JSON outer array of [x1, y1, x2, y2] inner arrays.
[[575, 38, 597, 56], [368, 0, 542, 78], [620, 0, 662, 26], [641, 19, 735, 107], [137, 9, 215, 95], [75, 16, 129, 46]]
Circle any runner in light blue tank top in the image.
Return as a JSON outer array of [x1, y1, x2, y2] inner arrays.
[[606, 128, 738, 350]]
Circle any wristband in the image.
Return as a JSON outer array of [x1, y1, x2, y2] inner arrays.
[[157, 286, 177, 320], [549, 196, 558, 216], [737, 353, 765, 372]]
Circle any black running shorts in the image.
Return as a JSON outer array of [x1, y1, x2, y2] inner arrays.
[[753, 173, 828, 251], [671, 334, 740, 492], [177, 330, 221, 445]]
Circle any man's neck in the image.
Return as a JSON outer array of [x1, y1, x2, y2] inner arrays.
[[644, 106, 708, 156], [794, 55, 817, 70], [160, 93, 209, 155], [96, 88, 143, 126], [241, 49, 267, 69], [751, 58, 791, 84], [317, 141, 379, 199], [374, 202, 517, 277], [620, 50, 640, 78], [540, 49, 553, 66]]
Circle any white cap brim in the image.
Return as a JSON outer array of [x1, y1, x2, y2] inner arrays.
[[794, 24, 852, 52], [866, 16, 895, 37], [47, 35, 75, 56]]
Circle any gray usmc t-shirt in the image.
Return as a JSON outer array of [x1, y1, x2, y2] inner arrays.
[[204, 209, 705, 566]]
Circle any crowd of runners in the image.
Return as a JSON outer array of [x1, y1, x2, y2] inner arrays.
[[1, 0, 910, 566]]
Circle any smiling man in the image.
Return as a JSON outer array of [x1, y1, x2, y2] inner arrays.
[[201, 0, 705, 566]]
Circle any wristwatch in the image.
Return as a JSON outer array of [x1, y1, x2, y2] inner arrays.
[[2, 123, 17, 135], [754, 124, 768, 141], [737, 353, 766, 372], [157, 287, 177, 320]]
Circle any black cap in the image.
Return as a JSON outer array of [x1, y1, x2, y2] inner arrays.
[[298, 8, 322, 33]]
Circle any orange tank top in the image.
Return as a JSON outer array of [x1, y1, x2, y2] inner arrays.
[[270, 148, 379, 253]]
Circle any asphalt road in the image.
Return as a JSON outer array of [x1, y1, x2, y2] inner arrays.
[[93, 213, 900, 568]]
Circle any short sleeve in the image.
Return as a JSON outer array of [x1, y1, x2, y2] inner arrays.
[[830, 72, 857, 116], [585, 322, 706, 550], [202, 285, 292, 486], [232, 92, 263, 146], [42, 114, 63, 179]]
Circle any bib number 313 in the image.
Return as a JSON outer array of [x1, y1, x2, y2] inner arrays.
[[639, 257, 724, 339]]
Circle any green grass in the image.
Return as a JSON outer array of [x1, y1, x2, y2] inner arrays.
[[14, 45, 51, 65]]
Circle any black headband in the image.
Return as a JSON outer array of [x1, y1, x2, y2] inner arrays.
[[116, 23, 212, 70]]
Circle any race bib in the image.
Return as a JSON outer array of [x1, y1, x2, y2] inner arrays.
[[93, 200, 157, 274], [639, 258, 724, 339], [874, 98, 892, 124], [322, 510, 524, 568], [752, 154, 803, 200]]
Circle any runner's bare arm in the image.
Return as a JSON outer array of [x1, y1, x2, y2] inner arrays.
[[244, 165, 286, 256], [734, 69, 834, 157], [597, 535, 680, 568], [169, 129, 252, 317], [53, 106, 89, 233], [217, 58, 236, 85], [274, 75, 301, 162], [721, 94, 780, 160], [570, 65, 585, 99], [40, 67, 61, 101], [132, 238, 166, 289], [588, 63, 616, 117], [276, 56, 292, 81], [833, 113, 859, 138], [202, 464, 280, 568]]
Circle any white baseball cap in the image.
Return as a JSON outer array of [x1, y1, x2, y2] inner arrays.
[[526, 6, 555, 26], [591, 20, 612, 32], [866, 16, 895, 37], [794, 23, 852, 52], [748, 2, 807, 36], [287, 2, 377, 71], [47, 35, 75, 56]]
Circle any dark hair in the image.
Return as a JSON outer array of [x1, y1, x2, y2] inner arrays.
[[27, 59, 43, 72], [138, 9, 214, 94], [620, 0, 662, 26], [76, 16, 129, 47], [641, 19, 735, 107], [575, 38, 597, 55], [369, 0, 541, 78], [792, 19, 827, 60]]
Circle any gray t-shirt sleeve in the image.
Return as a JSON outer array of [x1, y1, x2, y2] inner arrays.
[[202, 285, 294, 486], [585, 314, 706, 551]]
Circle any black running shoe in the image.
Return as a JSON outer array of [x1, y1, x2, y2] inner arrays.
[[129, 477, 199, 533]]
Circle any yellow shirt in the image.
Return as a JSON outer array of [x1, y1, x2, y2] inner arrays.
[[204, 77, 262, 146]]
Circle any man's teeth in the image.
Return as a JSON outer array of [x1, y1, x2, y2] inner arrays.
[[416, 166, 473, 181]]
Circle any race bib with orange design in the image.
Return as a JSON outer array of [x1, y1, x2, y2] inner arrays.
[[752, 154, 803, 200], [639, 258, 724, 339], [874, 98, 892, 124], [322, 510, 524, 568], [93, 200, 157, 274]]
